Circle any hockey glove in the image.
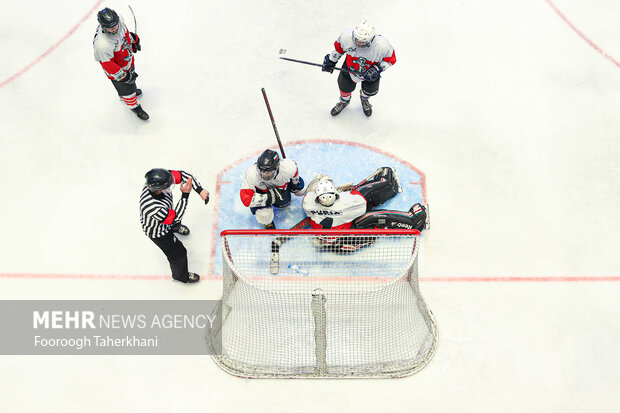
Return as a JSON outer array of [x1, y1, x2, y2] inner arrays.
[[130, 32, 141, 52], [289, 177, 305, 194], [121, 70, 139, 84], [322, 54, 336, 73], [363, 64, 382, 82]]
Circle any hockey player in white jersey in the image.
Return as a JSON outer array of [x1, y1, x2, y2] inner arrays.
[[240, 149, 305, 229], [322, 20, 396, 117], [302, 168, 426, 253], [93, 8, 148, 120]]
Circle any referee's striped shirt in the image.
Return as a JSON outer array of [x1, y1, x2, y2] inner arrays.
[[139, 170, 204, 239]]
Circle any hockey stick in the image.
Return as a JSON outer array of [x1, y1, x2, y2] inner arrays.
[[350, 168, 384, 191], [127, 5, 137, 34], [279, 56, 361, 75], [270, 217, 311, 274], [261, 88, 286, 158], [290, 217, 311, 230]]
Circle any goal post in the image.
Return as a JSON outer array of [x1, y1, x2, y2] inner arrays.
[[208, 228, 437, 378]]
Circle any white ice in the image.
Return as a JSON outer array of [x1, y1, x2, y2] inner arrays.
[[1, 0, 619, 412]]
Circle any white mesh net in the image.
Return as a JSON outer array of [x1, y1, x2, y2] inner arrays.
[[208, 229, 437, 378]]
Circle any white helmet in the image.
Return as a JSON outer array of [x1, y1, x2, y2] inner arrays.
[[353, 20, 376, 48], [314, 177, 339, 207]]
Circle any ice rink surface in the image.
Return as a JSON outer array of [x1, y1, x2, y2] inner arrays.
[[1, 0, 619, 411]]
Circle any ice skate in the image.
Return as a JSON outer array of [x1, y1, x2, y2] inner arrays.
[[172, 223, 190, 235], [263, 221, 276, 230], [131, 104, 149, 120], [360, 97, 372, 117], [330, 99, 350, 116], [172, 272, 200, 284]]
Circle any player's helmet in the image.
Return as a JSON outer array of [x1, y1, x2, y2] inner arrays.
[[97, 8, 119, 33], [256, 149, 280, 181], [315, 177, 339, 207], [145, 169, 173, 192], [352, 20, 376, 48]]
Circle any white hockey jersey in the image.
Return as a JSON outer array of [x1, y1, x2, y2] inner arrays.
[[93, 17, 135, 81], [329, 31, 396, 82], [240, 158, 301, 208], [302, 190, 368, 229]]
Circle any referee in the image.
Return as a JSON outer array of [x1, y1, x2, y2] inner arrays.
[[140, 168, 210, 283]]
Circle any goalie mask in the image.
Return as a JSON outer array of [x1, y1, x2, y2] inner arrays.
[[352, 20, 376, 48], [314, 177, 339, 207]]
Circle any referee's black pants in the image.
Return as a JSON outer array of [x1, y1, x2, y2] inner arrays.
[[150, 231, 190, 282]]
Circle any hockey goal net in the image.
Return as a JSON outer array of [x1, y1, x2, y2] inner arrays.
[[208, 228, 437, 378]]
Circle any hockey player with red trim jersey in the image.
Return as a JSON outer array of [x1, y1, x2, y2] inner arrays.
[[93, 8, 148, 120], [322, 20, 396, 117], [240, 149, 305, 229], [302, 168, 426, 253]]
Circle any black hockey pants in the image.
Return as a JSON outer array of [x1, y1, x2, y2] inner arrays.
[[337, 64, 380, 97], [150, 231, 190, 282]]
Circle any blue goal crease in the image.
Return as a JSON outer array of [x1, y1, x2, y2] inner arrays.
[[213, 141, 424, 274]]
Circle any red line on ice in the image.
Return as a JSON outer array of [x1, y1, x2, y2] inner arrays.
[[421, 276, 620, 282], [545, 0, 620, 68], [0, 0, 104, 89], [1, 273, 619, 282], [0, 273, 168, 280]]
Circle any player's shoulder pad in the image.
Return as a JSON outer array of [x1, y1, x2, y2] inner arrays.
[[344, 190, 368, 203], [244, 163, 259, 176], [337, 30, 355, 50], [93, 30, 116, 59], [302, 191, 316, 204], [372, 35, 394, 53], [339, 29, 353, 41], [242, 163, 261, 182], [279, 158, 298, 178]]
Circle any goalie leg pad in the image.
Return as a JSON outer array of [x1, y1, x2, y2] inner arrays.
[[355, 167, 399, 209], [409, 203, 428, 231], [353, 206, 427, 232]]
